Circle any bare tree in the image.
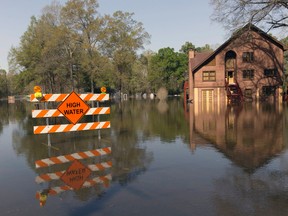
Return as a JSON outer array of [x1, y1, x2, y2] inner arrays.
[[210, 0, 288, 32]]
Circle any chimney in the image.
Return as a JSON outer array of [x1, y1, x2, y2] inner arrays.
[[189, 50, 195, 59], [188, 49, 195, 102]]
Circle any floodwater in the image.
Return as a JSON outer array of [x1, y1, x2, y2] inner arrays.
[[0, 98, 288, 216]]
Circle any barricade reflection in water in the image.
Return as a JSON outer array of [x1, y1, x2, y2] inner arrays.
[[35, 146, 112, 207]]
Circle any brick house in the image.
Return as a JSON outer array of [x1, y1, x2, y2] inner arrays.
[[188, 24, 286, 105]]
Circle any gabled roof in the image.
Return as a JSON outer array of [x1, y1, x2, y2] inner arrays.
[[190, 52, 212, 71], [191, 23, 286, 73]]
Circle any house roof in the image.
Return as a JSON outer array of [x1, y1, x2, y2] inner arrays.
[[191, 23, 286, 73], [190, 52, 212, 71]]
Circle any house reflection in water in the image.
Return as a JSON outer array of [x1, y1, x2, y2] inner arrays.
[[188, 102, 286, 172]]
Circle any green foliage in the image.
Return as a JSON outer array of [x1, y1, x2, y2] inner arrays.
[[179, 41, 196, 54], [61, 0, 104, 92], [7, 0, 150, 95], [180, 41, 213, 54], [0, 70, 8, 97], [148, 47, 187, 94], [100, 11, 150, 93], [197, 44, 213, 52], [148, 42, 213, 95]]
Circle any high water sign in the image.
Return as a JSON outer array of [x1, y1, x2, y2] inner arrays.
[[57, 91, 90, 124]]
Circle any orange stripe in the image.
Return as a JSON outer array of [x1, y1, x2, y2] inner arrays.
[[41, 174, 51, 181], [90, 149, 100, 156], [39, 110, 49, 118], [103, 147, 111, 154], [94, 108, 101, 114], [102, 121, 110, 128], [64, 124, 74, 132], [97, 94, 105, 101], [105, 108, 110, 114], [38, 174, 51, 181], [58, 94, 68, 101], [43, 94, 52, 101], [54, 110, 62, 117], [97, 164, 105, 170], [49, 157, 63, 164], [49, 125, 61, 133], [90, 122, 99, 130], [65, 155, 75, 161], [78, 152, 88, 159], [83, 93, 93, 101], [34, 126, 46, 134], [78, 123, 87, 131], [35, 160, 48, 167], [55, 171, 63, 177]]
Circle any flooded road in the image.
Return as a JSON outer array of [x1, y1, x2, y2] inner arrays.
[[0, 98, 288, 216]]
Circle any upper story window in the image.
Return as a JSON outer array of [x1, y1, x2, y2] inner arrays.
[[226, 58, 235, 69], [242, 52, 254, 62], [264, 68, 277, 77], [242, 69, 254, 80], [202, 71, 216, 82]]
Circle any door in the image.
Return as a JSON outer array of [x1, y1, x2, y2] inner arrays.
[[228, 71, 234, 84]]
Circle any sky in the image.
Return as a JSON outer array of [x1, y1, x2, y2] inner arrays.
[[0, 0, 228, 71]]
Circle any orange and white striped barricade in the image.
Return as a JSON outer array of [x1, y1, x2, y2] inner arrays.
[[30, 93, 109, 103], [30, 91, 110, 134], [33, 121, 110, 134], [32, 107, 110, 118]]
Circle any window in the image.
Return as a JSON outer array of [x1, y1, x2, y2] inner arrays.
[[242, 52, 254, 62], [244, 89, 253, 98], [264, 68, 277, 77], [202, 71, 216, 81], [242, 69, 254, 80], [226, 58, 235, 69], [262, 86, 276, 96]]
